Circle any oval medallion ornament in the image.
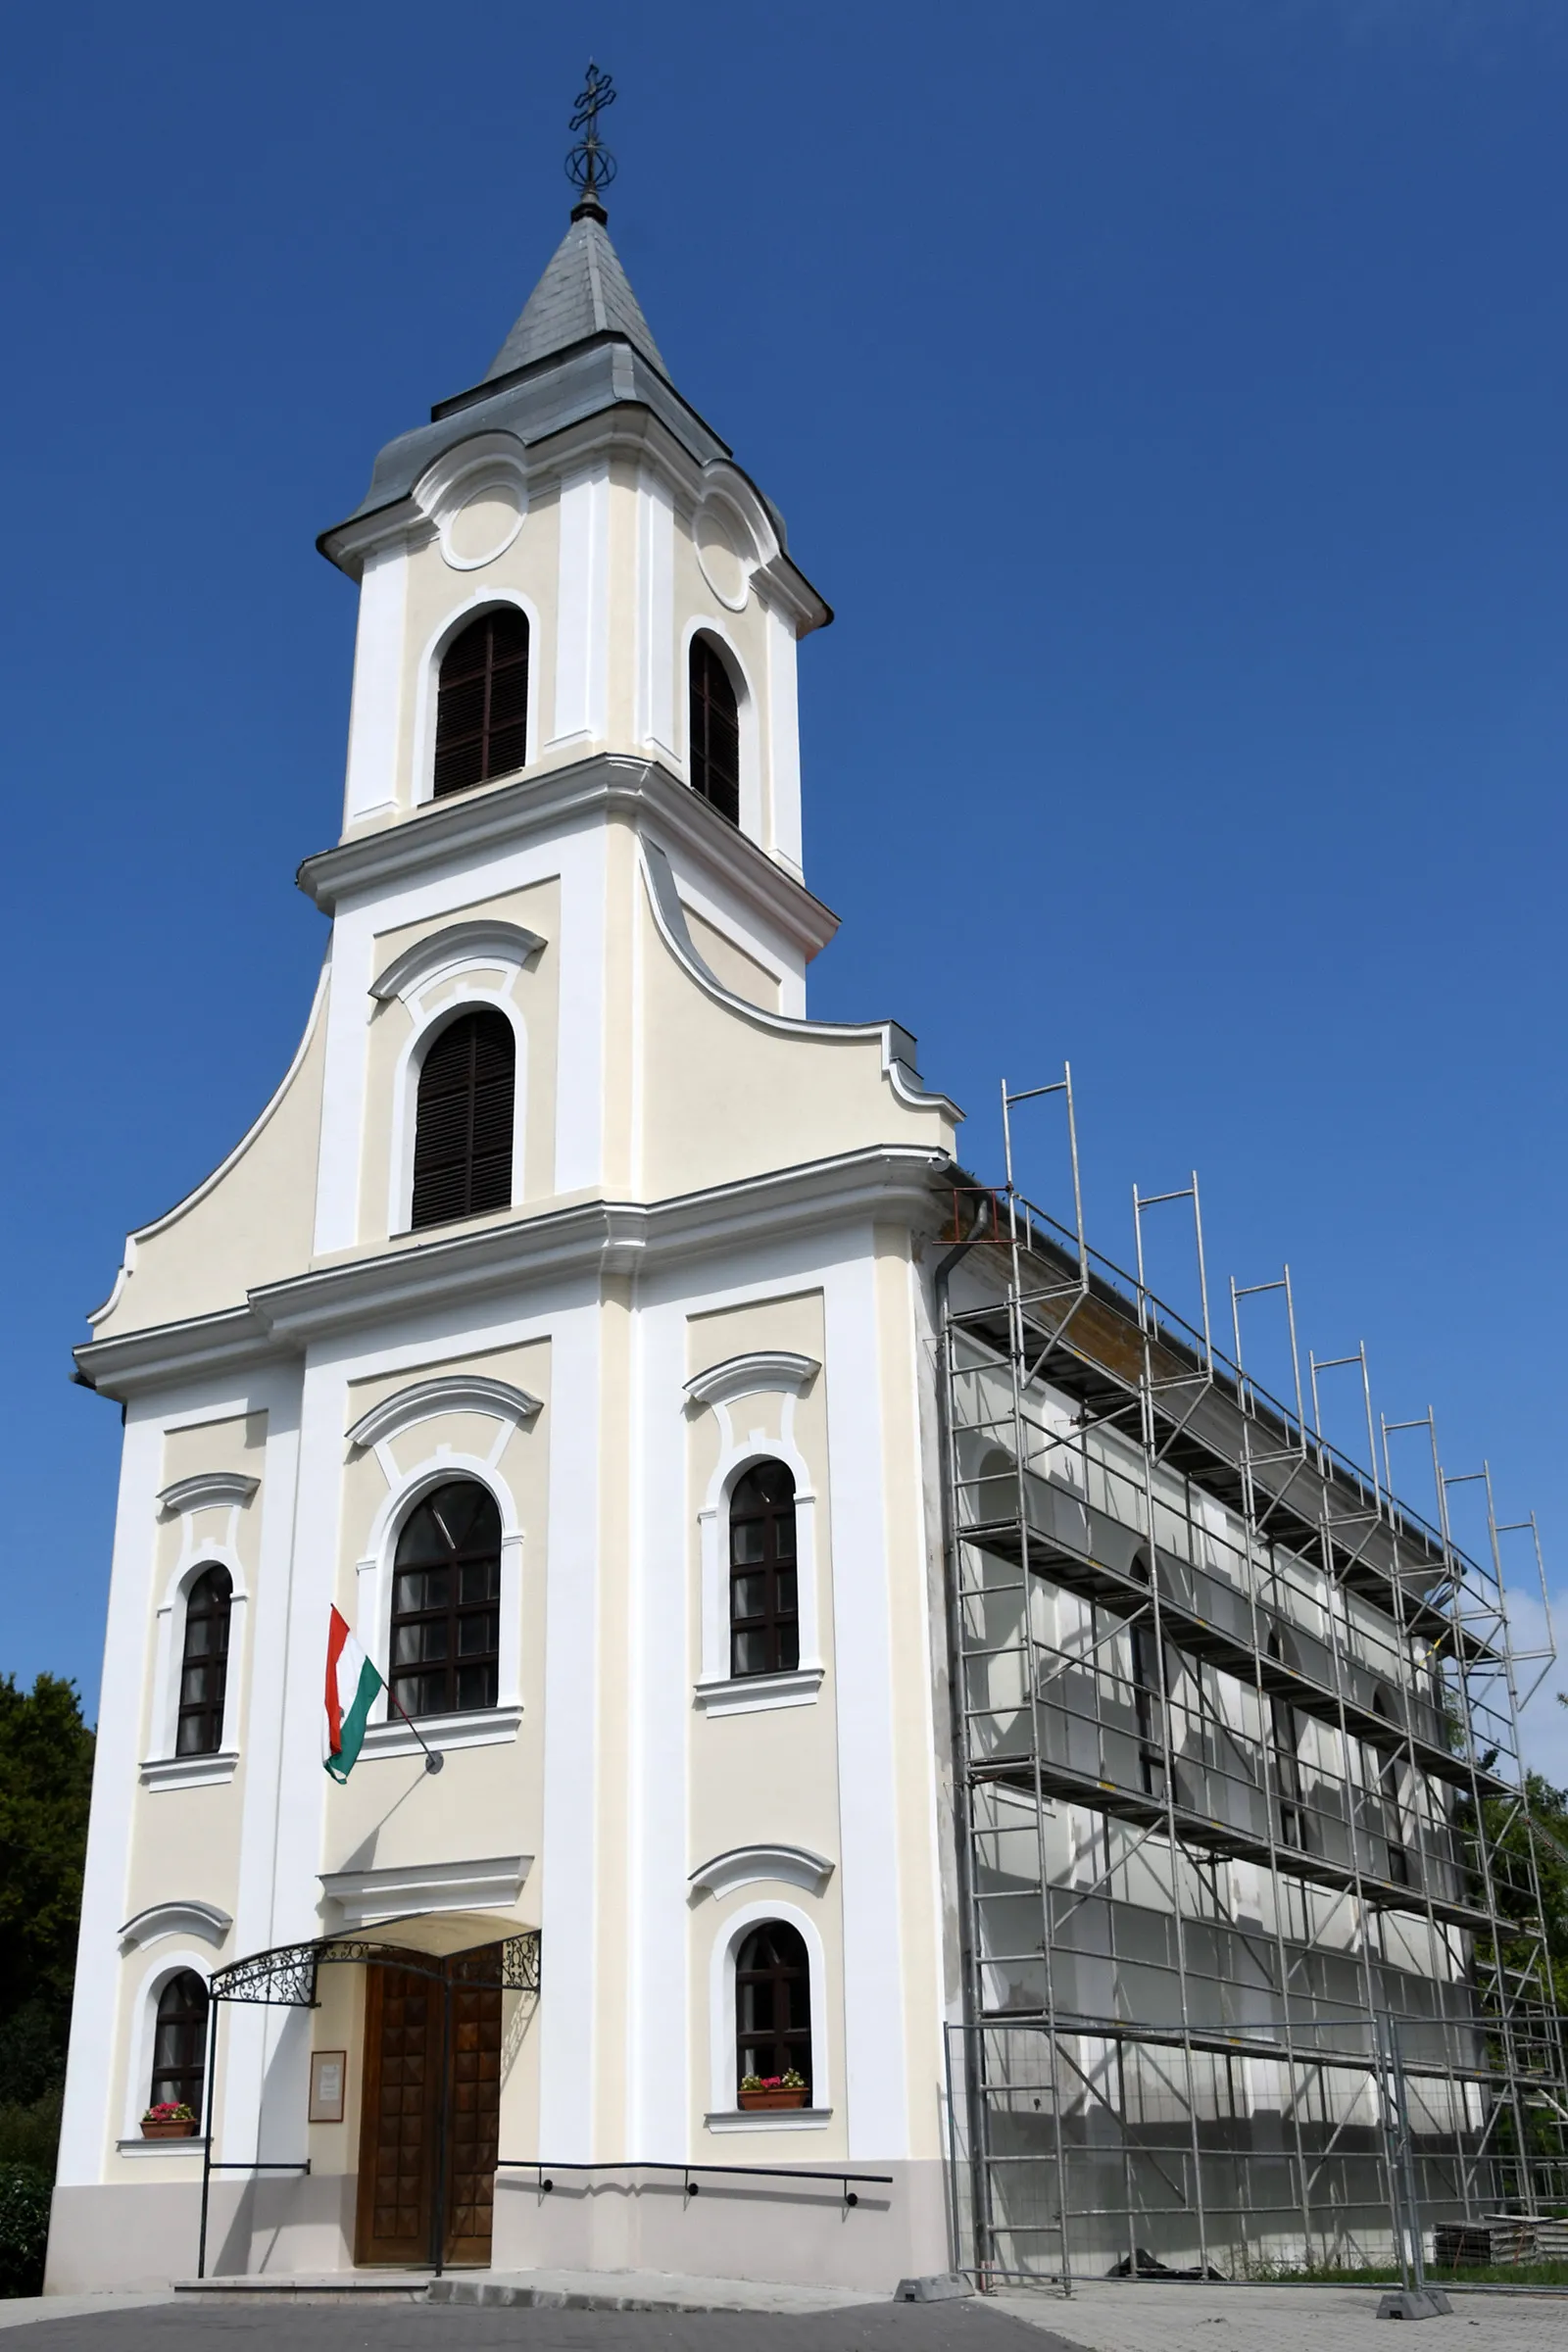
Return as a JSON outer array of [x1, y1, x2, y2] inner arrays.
[[442, 478, 526, 571], [695, 498, 752, 612]]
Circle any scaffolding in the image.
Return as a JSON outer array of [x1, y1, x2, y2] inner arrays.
[[939, 1072, 1567, 2290]]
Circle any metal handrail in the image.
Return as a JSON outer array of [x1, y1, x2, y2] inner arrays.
[[498, 2154, 892, 2209]]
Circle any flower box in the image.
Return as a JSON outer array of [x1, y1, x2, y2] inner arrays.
[[738, 2085, 808, 2112], [140, 2119, 198, 2139]]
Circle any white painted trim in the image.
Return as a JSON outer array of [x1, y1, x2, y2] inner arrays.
[[434, 453, 528, 573], [689, 1845, 834, 1900], [679, 614, 762, 845], [119, 1900, 232, 1951], [692, 1666, 824, 1717], [386, 985, 528, 1238], [342, 536, 410, 826], [550, 460, 610, 749], [635, 464, 676, 760], [708, 1897, 829, 2118], [762, 600, 804, 874], [704, 2107, 833, 2133], [411, 586, 542, 811], [683, 1351, 819, 1410], [139, 1750, 238, 1791], [357, 1703, 522, 1759], [693, 485, 759, 613], [345, 1374, 541, 1455], [358, 1448, 525, 1717], [369, 921, 546, 1004], [115, 2134, 207, 2157], [318, 1853, 532, 1929], [156, 1472, 259, 1514], [122, 1949, 213, 2144]]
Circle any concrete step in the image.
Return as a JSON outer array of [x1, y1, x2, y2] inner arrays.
[[426, 2267, 885, 2315], [172, 2273, 433, 2303]]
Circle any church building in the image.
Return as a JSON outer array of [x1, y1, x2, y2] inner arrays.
[[49, 98, 965, 2294]]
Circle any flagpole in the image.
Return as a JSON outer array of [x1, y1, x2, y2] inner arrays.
[[385, 1682, 444, 1774]]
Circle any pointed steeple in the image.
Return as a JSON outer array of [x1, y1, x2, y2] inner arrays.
[[483, 211, 666, 383]]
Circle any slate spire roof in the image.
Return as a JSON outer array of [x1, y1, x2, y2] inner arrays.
[[483, 208, 666, 383]]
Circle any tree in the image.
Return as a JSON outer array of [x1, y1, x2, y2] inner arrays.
[[0, 1677, 95, 2099]]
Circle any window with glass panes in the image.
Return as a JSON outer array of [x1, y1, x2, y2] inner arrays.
[[728, 1460, 798, 1678], [735, 1921, 811, 2094], [151, 1971, 209, 2112], [176, 1565, 232, 1755], [389, 1481, 502, 1718]]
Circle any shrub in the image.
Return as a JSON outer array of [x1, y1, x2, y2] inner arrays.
[[0, 2165, 51, 2299]]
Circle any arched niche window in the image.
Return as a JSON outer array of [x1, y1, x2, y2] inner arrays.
[[729, 1462, 798, 1679], [176, 1566, 232, 1757], [151, 1970, 209, 2114], [1266, 1628, 1310, 1851], [411, 1008, 515, 1231], [688, 634, 740, 826], [735, 1921, 811, 2097], [390, 1480, 503, 1719], [434, 607, 529, 798]]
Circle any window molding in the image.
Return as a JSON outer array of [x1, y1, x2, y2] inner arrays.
[[119, 1900, 232, 1954], [357, 1702, 522, 1761], [679, 615, 760, 843], [156, 1473, 258, 1516], [354, 1450, 525, 1723], [122, 1950, 214, 2144], [707, 1897, 829, 2121], [369, 921, 546, 1005], [413, 589, 541, 811], [686, 1357, 823, 1695], [146, 1522, 250, 1770], [388, 990, 527, 1238], [318, 1852, 532, 1931], [346, 1374, 542, 1466], [689, 1844, 834, 1901]]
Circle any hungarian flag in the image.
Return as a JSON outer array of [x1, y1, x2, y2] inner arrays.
[[323, 1607, 382, 1783]]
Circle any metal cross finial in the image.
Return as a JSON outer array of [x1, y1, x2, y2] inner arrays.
[[565, 61, 617, 221]]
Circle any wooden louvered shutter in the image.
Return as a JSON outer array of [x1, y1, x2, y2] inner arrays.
[[434, 609, 530, 798], [410, 1008, 515, 1230], [688, 636, 740, 825]]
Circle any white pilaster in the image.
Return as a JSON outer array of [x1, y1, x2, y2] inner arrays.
[[763, 603, 803, 878], [635, 466, 676, 762], [341, 540, 409, 827], [550, 462, 611, 750]]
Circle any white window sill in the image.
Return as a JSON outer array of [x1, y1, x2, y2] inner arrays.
[[358, 1705, 522, 1759], [116, 2135, 207, 2158], [705, 2108, 833, 2133], [140, 1751, 238, 1791], [693, 1667, 823, 1718]]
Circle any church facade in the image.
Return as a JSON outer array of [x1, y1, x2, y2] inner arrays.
[[48, 182, 967, 2293]]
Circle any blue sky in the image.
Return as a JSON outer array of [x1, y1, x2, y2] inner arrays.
[[2, 2, 1564, 1770]]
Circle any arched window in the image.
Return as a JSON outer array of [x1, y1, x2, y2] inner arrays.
[[176, 1566, 232, 1756], [390, 1480, 503, 1719], [151, 1971, 209, 2114], [434, 608, 529, 798], [735, 1921, 811, 2097], [688, 635, 740, 826], [411, 1008, 515, 1231], [729, 1462, 798, 1679]]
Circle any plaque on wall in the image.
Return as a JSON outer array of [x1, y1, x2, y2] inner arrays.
[[309, 2049, 346, 2124]]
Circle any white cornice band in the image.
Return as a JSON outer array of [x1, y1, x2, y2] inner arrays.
[[156, 1472, 259, 1516], [688, 1844, 835, 1900], [683, 1351, 820, 1411], [368, 921, 546, 1004], [345, 1374, 543, 1452]]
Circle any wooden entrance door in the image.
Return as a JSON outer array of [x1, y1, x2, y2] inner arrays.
[[355, 1957, 503, 2268]]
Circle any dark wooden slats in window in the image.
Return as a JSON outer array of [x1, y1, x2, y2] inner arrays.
[[411, 1009, 515, 1231], [151, 1970, 209, 2112], [389, 1479, 503, 1720], [176, 1565, 232, 1756], [735, 1921, 811, 2096], [729, 1460, 799, 1678], [688, 635, 740, 825], [434, 609, 529, 798]]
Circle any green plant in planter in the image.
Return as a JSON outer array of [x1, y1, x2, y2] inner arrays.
[[140, 2103, 195, 2127], [740, 2071, 807, 2092]]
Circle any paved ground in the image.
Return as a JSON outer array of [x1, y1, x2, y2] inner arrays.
[[994, 2280, 1568, 2352]]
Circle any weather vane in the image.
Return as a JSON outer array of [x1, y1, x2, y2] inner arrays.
[[565, 61, 617, 220]]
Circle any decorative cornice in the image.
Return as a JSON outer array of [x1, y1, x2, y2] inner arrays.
[[73, 1146, 952, 1399], [139, 1751, 239, 1793], [688, 1844, 835, 1900], [683, 1351, 820, 1411], [369, 921, 546, 1004], [297, 753, 841, 963], [156, 1471, 259, 1516], [319, 1853, 532, 1930], [120, 1898, 233, 1951], [346, 1374, 542, 1452]]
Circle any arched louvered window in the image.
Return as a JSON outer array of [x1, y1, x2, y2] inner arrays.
[[176, 1566, 232, 1757], [151, 1971, 209, 2114], [411, 1008, 515, 1231], [389, 1480, 503, 1720], [434, 608, 529, 798], [729, 1461, 798, 1679], [735, 1921, 811, 2096], [688, 635, 740, 825]]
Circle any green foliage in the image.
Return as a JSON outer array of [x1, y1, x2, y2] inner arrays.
[[0, 2091, 62, 2172], [0, 2165, 51, 2299], [0, 1677, 95, 2195]]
